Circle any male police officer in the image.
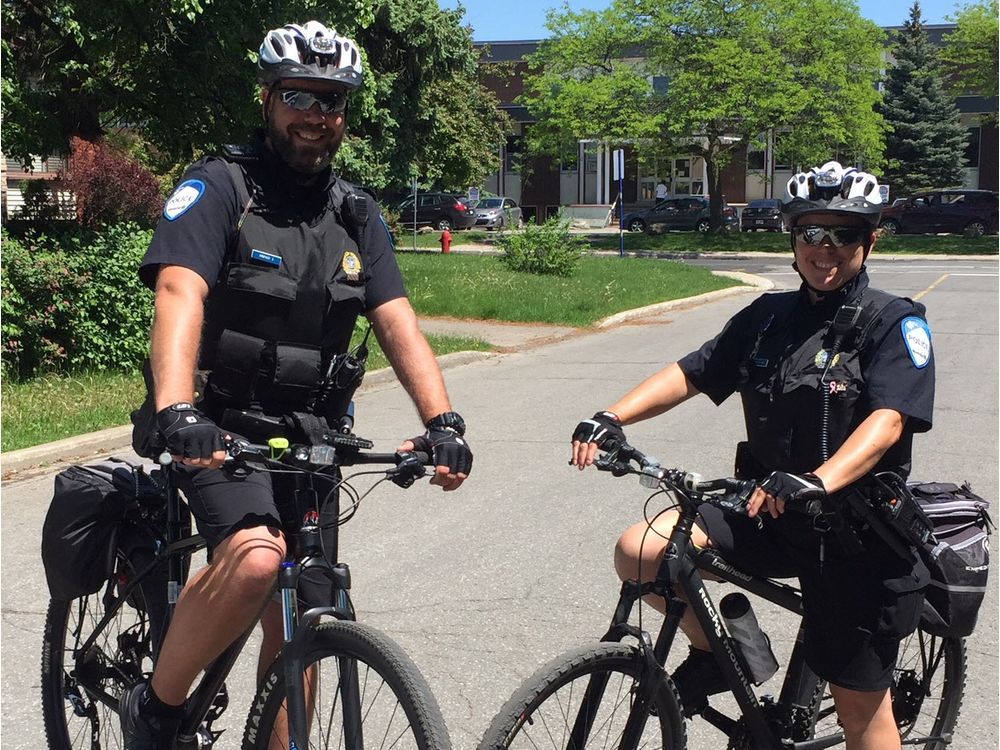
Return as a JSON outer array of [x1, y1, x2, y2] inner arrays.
[[573, 162, 933, 750], [123, 22, 473, 748]]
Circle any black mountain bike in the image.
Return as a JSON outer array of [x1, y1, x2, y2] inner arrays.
[[41, 435, 452, 749], [479, 442, 965, 750]]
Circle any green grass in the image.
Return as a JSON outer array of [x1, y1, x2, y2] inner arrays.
[[1, 334, 492, 453], [393, 227, 998, 255], [585, 230, 999, 255], [392, 229, 493, 249], [396, 253, 739, 326]]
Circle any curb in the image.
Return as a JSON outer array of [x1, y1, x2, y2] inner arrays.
[[1, 350, 497, 480], [597, 270, 773, 328]]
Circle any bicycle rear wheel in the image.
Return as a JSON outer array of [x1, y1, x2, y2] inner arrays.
[[242, 620, 451, 749], [806, 630, 966, 749], [41, 592, 153, 749], [478, 642, 686, 749]]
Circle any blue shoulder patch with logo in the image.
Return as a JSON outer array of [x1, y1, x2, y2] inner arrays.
[[900, 316, 932, 368], [163, 179, 205, 221]]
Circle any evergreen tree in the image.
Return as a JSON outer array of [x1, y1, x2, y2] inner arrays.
[[880, 2, 968, 196]]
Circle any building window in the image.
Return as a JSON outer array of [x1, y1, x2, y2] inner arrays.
[[965, 126, 981, 168], [746, 150, 765, 170], [651, 76, 669, 94]]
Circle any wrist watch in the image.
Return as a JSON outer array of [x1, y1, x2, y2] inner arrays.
[[425, 411, 466, 436]]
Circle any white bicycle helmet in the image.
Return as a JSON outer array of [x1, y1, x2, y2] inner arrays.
[[781, 161, 883, 229], [258, 21, 363, 89]]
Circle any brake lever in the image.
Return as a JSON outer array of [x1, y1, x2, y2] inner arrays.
[[390, 451, 428, 488]]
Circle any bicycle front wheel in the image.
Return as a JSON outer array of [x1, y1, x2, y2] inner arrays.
[[479, 642, 686, 749], [242, 620, 451, 749], [41, 593, 153, 749], [806, 630, 966, 749]]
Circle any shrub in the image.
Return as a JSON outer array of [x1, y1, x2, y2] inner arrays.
[[496, 217, 584, 277], [1, 224, 155, 379], [63, 137, 164, 229]]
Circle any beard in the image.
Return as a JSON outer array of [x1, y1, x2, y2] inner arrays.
[[267, 118, 343, 175]]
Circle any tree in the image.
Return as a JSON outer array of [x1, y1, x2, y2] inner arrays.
[[1, 0, 507, 191], [940, 0, 998, 99], [880, 2, 969, 196], [519, 0, 886, 229]]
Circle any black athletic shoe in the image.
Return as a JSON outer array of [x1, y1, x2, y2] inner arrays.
[[120, 681, 179, 750], [671, 646, 729, 717]]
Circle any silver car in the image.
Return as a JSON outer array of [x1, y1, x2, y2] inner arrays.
[[471, 197, 524, 230]]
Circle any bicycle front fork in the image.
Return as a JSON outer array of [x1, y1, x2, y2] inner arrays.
[[278, 548, 359, 749]]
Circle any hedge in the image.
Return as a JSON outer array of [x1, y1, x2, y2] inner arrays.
[[2, 224, 155, 380]]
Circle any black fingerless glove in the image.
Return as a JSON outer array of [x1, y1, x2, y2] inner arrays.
[[759, 471, 826, 504], [411, 411, 473, 475], [571, 411, 626, 450], [156, 402, 224, 460]]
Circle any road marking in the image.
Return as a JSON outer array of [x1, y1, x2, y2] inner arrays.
[[914, 273, 949, 300]]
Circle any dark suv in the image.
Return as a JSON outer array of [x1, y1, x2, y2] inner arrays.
[[879, 189, 998, 238], [623, 196, 738, 233], [396, 192, 476, 231]]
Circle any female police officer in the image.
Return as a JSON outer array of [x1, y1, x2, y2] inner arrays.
[[571, 162, 934, 750]]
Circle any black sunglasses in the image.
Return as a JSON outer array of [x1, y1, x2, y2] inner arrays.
[[277, 88, 348, 115], [792, 225, 869, 247]]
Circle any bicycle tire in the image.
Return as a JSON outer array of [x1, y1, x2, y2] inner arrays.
[[41, 592, 153, 749], [805, 631, 966, 749], [478, 642, 686, 749], [242, 620, 452, 750]]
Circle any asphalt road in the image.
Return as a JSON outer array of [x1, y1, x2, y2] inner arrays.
[[2, 257, 996, 748]]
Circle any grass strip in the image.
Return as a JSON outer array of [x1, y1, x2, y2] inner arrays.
[[397, 228, 998, 255], [397, 254, 739, 326], [1, 334, 492, 453]]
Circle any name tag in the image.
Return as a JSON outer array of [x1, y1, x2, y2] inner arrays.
[[250, 249, 282, 268]]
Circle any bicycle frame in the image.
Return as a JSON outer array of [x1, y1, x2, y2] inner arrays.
[[70, 456, 366, 748], [598, 503, 846, 750]]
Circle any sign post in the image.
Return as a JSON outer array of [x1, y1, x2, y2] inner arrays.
[[411, 177, 418, 251], [613, 149, 625, 257]]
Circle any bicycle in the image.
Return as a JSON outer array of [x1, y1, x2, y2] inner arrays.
[[41, 434, 453, 749], [479, 442, 966, 749]]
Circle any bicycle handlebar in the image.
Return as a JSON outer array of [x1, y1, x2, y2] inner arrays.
[[594, 441, 802, 517], [220, 437, 433, 488]]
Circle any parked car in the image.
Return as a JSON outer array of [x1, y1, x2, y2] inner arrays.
[[740, 198, 784, 232], [879, 189, 998, 238], [396, 192, 476, 230], [470, 196, 524, 230], [623, 196, 738, 233]]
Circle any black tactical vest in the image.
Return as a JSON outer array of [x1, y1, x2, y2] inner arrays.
[[737, 277, 921, 475], [199, 151, 369, 417]]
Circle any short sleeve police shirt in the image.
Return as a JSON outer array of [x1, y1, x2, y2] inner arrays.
[[140, 158, 406, 310], [678, 289, 935, 432]]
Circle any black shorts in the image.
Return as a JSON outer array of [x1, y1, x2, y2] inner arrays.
[[175, 465, 342, 608], [696, 505, 925, 691]]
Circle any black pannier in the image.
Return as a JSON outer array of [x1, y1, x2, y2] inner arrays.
[[909, 482, 993, 638], [41, 457, 160, 601]]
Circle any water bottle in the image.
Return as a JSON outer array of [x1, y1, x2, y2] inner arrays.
[[720, 592, 779, 685]]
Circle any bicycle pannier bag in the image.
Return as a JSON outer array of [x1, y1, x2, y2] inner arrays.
[[41, 457, 154, 601], [909, 482, 992, 638]]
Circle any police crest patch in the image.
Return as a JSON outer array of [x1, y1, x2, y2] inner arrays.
[[901, 317, 932, 368], [342, 251, 362, 282], [163, 179, 205, 221]]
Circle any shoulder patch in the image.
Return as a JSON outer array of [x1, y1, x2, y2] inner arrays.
[[900, 316, 932, 368], [163, 179, 206, 221]]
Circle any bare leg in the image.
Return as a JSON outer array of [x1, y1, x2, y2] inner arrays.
[[150, 526, 285, 705], [614, 510, 714, 650], [829, 685, 900, 750]]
